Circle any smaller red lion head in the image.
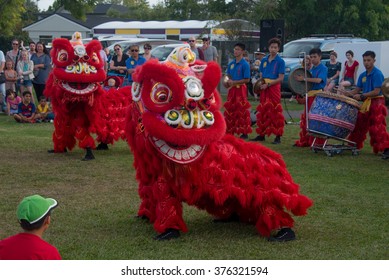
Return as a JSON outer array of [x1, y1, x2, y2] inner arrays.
[[50, 33, 106, 97]]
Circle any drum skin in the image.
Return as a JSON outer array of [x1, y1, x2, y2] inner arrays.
[[308, 92, 360, 139]]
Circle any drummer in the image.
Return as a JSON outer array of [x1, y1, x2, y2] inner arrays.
[[251, 37, 285, 144], [223, 42, 252, 139], [293, 48, 328, 147], [339, 50, 389, 159]]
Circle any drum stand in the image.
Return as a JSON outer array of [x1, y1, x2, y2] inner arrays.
[[299, 52, 359, 157], [309, 130, 359, 157]]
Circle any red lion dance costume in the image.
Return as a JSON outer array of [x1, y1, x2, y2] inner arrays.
[[126, 46, 313, 241], [45, 33, 130, 160]]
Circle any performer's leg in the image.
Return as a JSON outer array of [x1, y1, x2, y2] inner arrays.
[[367, 99, 389, 154], [153, 177, 187, 240], [348, 111, 369, 150]]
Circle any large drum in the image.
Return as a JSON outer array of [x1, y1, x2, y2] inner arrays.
[[308, 92, 361, 139]]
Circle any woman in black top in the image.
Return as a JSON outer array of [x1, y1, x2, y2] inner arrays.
[[109, 44, 129, 76]]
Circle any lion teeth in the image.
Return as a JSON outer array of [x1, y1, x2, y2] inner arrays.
[[151, 137, 205, 164]]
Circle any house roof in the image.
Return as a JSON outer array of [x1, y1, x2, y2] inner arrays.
[[23, 3, 129, 30]]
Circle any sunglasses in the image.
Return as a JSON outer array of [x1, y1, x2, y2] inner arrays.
[[130, 49, 139, 52], [144, 47, 151, 50], [114, 48, 121, 51], [188, 40, 195, 42], [13, 43, 19, 45]]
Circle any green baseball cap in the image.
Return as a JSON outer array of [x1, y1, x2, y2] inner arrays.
[[17, 195, 58, 224]]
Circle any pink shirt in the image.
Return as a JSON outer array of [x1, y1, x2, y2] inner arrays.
[[6, 96, 21, 111]]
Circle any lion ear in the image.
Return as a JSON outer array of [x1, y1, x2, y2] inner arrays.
[[201, 61, 222, 97], [51, 38, 74, 66]]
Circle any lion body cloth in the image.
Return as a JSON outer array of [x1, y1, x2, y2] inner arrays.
[[45, 33, 130, 159], [126, 46, 313, 240]]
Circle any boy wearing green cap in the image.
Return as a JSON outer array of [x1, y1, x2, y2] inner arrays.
[[0, 194, 61, 260]]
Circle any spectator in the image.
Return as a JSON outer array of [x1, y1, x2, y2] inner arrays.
[[0, 194, 61, 260], [252, 37, 286, 144], [223, 42, 251, 139], [0, 49, 5, 112], [324, 51, 341, 92], [109, 44, 129, 77], [30, 42, 51, 102], [6, 39, 21, 71], [143, 43, 154, 61], [188, 36, 204, 61], [340, 51, 389, 159], [201, 36, 218, 62], [14, 91, 36, 123], [125, 44, 146, 86], [4, 60, 18, 91], [5, 89, 21, 116], [21, 41, 36, 59], [17, 50, 35, 103], [294, 48, 328, 147], [35, 96, 54, 122], [103, 78, 118, 91], [338, 50, 359, 90]]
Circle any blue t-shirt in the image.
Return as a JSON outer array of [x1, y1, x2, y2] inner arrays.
[[310, 63, 328, 90], [357, 66, 384, 96], [226, 58, 250, 81], [125, 56, 146, 83], [260, 54, 285, 79], [18, 102, 36, 117]]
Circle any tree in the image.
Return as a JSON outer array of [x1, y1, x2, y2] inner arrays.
[[0, 0, 26, 37], [47, 0, 97, 20]]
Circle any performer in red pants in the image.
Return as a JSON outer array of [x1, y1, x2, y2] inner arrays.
[[294, 48, 328, 147], [223, 43, 252, 139], [340, 50, 389, 159], [252, 37, 285, 144]]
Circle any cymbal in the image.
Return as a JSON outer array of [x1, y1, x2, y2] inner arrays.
[[381, 78, 389, 98], [253, 78, 265, 94]]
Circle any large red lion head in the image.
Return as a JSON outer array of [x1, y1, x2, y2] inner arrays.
[[50, 33, 106, 97], [131, 47, 226, 164]]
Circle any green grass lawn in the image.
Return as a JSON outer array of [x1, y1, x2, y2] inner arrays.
[[0, 110, 388, 260]]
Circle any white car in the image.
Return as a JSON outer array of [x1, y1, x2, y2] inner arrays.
[[150, 43, 189, 62]]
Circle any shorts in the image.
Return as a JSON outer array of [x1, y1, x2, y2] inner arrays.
[[343, 77, 354, 85], [329, 78, 339, 85], [20, 79, 33, 87]]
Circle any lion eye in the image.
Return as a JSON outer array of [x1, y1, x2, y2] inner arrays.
[[57, 50, 68, 62], [151, 83, 172, 104]]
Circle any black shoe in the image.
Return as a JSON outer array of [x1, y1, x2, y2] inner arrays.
[[82, 147, 95, 161], [272, 136, 281, 144], [154, 228, 180, 241], [48, 148, 67, 153], [250, 135, 265, 142], [135, 215, 150, 221], [268, 228, 296, 242], [96, 142, 109, 150], [240, 134, 248, 139], [213, 212, 240, 223], [382, 148, 389, 160]]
